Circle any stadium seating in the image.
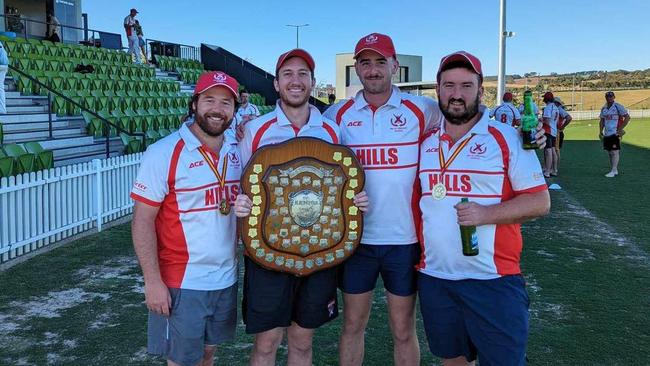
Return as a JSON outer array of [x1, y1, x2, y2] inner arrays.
[[0, 149, 15, 178], [2, 144, 37, 174], [23, 142, 54, 170]]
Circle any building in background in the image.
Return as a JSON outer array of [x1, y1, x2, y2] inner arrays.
[[335, 53, 428, 100]]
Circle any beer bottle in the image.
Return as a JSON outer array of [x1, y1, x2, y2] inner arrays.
[[459, 198, 479, 256], [521, 90, 538, 149]]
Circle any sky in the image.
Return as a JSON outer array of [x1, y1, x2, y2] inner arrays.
[[83, 0, 650, 85]]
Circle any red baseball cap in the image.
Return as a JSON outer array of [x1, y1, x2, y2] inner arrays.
[[275, 48, 315, 75], [436, 51, 483, 83], [543, 91, 554, 101], [503, 92, 513, 102], [354, 33, 396, 59], [194, 71, 239, 100]]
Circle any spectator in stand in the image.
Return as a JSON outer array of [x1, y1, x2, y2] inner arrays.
[[124, 8, 141, 64], [0, 41, 8, 114], [134, 20, 147, 64], [46, 12, 61, 43], [490, 91, 521, 127]]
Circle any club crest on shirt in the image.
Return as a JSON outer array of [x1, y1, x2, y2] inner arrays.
[[390, 114, 407, 132], [228, 153, 240, 168], [470, 142, 486, 155]]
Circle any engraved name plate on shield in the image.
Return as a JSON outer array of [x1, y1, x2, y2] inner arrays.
[[241, 137, 365, 276]]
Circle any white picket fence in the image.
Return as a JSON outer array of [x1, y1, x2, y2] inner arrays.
[[0, 153, 142, 263], [570, 109, 650, 120]]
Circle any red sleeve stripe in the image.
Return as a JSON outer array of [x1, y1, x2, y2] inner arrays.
[[252, 117, 277, 153], [168, 140, 185, 190], [402, 99, 425, 140], [336, 99, 355, 126], [487, 126, 510, 172], [130, 192, 161, 207], [322, 122, 339, 144], [514, 183, 548, 195]]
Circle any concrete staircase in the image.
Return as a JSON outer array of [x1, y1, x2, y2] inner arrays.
[[1, 68, 194, 168]]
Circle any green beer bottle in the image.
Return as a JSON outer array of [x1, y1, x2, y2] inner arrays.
[[521, 90, 538, 150], [459, 198, 479, 256]]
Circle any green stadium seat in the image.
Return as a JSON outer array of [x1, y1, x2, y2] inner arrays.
[[126, 108, 147, 133], [145, 129, 160, 147], [2, 144, 36, 174], [119, 132, 143, 154], [0, 150, 15, 178], [23, 142, 53, 170], [158, 128, 171, 138]]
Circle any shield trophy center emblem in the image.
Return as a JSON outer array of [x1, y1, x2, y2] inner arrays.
[[289, 190, 323, 228]]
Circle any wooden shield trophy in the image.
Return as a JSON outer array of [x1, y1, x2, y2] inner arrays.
[[241, 137, 365, 276]]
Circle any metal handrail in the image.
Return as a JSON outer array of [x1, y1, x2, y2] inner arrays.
[[146, 38, 200, 62], [1, 13, 121, 46], [7, 64, 144, 158]]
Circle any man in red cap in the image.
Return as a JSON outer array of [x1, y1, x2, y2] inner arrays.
[[489, 91, 521, 127], [234, 48, 369, 366], [131, 71, 242, 366], [599, 91, 630, 177], [417, 50, 549, 366], [124, 8, 141, 63], [324, 32, 443, 366]]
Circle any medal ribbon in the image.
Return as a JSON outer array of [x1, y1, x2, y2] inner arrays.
[[438, 132, 475, 179], [197, 146, 228, 197]]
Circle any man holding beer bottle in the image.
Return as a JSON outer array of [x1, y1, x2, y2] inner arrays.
[[416, 51, 550, 366]]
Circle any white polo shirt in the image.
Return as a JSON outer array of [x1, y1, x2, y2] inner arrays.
[[490, 102, 521, 126], [417, 111, 547, 280], [600, 102, 628, 136], [236, 103, 260, 121], [542, 102, 560, 137], [240, 102, 340, 167], [124, 15, 136, 37], [130, 121, 241, 291], [324, 86, 444, 245]]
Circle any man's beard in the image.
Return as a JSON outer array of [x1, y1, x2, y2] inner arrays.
[[440, 95, 480, 125], [279, 88, 310, 108], [195, 111, 232, 137]]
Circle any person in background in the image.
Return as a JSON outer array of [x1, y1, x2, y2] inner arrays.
[[599, 91, 630, 177], [124, 8, 141, 64], [46, 12, 61, 43]]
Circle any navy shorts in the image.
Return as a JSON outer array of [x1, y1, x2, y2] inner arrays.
[[544, 134, 556, 150], [418, 274, 529, 365], [148, 285, 238, 366], [242, 256, 339, 334], [340, 243, 420, 296], [603, 135, 621, 151]]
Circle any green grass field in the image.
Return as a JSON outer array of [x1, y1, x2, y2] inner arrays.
[[0, 119, 648, 365]]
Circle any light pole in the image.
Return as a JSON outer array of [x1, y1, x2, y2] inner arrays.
[[286, 24, 309, 48], [497, 0, 515, 105]]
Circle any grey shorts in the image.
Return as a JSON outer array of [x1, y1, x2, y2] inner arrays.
[[147, 284, 238, 366]]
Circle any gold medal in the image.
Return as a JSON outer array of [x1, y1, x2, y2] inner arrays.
[[198, 146, 231, 216], [219, 200, 231, 215], [432, 183, 447, 200]]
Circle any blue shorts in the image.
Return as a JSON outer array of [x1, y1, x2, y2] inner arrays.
[[340, 243, 420, 296], [418, 274, 529, 365], [147, 285, 238, 366]]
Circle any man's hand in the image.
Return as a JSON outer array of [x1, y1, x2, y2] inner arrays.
[[617, 129, 626, 137], [353, 191, 369, 212], [234, 194, 252, 218], [535, 121, 547, 149], [455, 200, 488, 227], [236, 123, 245, 141], [144, 279, 171, 316]]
